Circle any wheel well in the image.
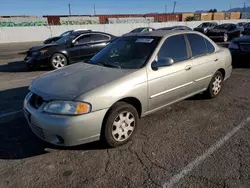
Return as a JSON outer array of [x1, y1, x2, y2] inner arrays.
[[100, 97, 142, 139], [217, 68, 225, 79], [117, 97, 142, 117]]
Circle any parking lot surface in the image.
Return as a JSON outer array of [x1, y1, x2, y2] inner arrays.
[[0, 42, 250, 188]]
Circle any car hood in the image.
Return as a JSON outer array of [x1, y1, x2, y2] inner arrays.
[[29, 63, 136, 101], [29, 43, 59, 52], [234, 35, 250, 43]]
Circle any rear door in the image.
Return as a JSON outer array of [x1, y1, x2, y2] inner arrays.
[[186, 33, 219, 91]]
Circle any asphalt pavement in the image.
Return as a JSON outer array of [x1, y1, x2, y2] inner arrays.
[[0, 42, 250, 188]]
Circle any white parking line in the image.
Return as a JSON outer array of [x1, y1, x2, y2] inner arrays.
[[3, 76, 37, 84], [0, 110, 22, 119], [163, 117, 250, 188]]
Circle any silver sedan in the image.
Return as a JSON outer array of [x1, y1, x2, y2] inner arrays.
[[23, 30, 232, 147]]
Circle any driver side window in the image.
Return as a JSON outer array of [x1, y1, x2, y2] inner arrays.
[[158, 34, 189, 63], [76, 35, 91, 44]]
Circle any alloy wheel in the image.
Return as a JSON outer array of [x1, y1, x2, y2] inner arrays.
[[52, 54, 66, 68]]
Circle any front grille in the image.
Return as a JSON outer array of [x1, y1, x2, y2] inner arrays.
[[29, 93, 44, 109], [30, 124, 45, 139], [240, 44, 250, 51]]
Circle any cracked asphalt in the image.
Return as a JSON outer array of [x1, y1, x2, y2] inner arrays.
[[0, 42, 250, 188]]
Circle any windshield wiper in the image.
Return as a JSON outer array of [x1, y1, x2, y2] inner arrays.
[[102, 63, 121, 69], [85, 60, 121, 69]]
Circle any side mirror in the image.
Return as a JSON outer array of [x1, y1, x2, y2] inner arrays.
[[151, 57, 174, 70]]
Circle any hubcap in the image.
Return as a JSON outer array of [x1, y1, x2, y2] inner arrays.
[[112, 111, 135, 142], [212, 75, 222, 95], [52, 55, 66, 68]]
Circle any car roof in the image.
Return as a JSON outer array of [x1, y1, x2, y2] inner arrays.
[[123, 30, 199, 38], [72, 31, 114, 37]]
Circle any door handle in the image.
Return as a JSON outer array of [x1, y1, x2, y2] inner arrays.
[[214, 58, 219, 62], [185, 65, 192, 71]]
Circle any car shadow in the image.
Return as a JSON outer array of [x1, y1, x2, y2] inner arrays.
[[232, 59, 250, 69], [0, 61, 50, 73], [0, 86, 106, 159]]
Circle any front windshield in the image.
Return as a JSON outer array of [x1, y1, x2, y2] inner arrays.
[[56, 34, 76, 45], [60, 30, 73, 37], [198, 23, 210, 27], [89, 37, 160, 69]]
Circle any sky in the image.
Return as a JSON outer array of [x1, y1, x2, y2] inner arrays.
[[0, 0, 249, 16]]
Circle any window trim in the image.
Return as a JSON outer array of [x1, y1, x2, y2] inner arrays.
[[155, 34, 191, 65], [74, 34, 91, 44], [74, 33, 111, 44], [185, 33, 215, 59], [90, 33, 111, 43]]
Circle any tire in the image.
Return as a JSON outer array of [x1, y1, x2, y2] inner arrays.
[[223, 33, 229, 42], [205, 71, 224, 98], [50, 53, 68, 70], [102, 102, 139, 148]]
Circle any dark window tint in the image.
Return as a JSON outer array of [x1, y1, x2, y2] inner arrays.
[[77, 35, 91, 44], [158, 34, 188, 63], [204, 38, 215, 53], [187, 34, 208, 57], [91, 34, 110, 42]]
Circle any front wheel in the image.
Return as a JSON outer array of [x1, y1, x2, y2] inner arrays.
[[223, 33, 229, 42], [205, 71, 224, 98], [102, 102, 139, 148], [50, 53, 68, 70]]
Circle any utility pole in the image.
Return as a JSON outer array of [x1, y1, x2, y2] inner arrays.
[[173, 1, 177, 13], [94, 4, 96, 15], [230, 4, 232, 11], [68, 4, 71, 16], [165, 5, 167, 14]]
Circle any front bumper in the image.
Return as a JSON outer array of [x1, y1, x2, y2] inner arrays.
[[23, 93, 108, 146], [24, 55, 50, 67]]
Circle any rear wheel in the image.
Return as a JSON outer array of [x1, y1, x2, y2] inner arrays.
[[50, 53, 68, 70], [102, 102, 139, 148], [205, 71, 224, 98]]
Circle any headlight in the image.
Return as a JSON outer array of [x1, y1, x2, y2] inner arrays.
[[43, 101, 91, 115], [229, 42, 239, 50], [32, 51, 39, 56], [40, 49, 48, 54]]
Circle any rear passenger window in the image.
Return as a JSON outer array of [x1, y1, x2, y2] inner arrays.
[[91, 34, 110, 42], [187, 34, 208, 57], [204, 38, 215, 54], [158, 34, 188, 63]]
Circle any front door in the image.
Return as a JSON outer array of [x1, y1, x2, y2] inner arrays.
[[67, 34, 93, 62], [89, 33, 111, 56], [147, 34, 194, 111]]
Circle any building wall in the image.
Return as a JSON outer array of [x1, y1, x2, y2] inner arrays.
[[0, 17, 48, 27], [0, 19, 247, 43]]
